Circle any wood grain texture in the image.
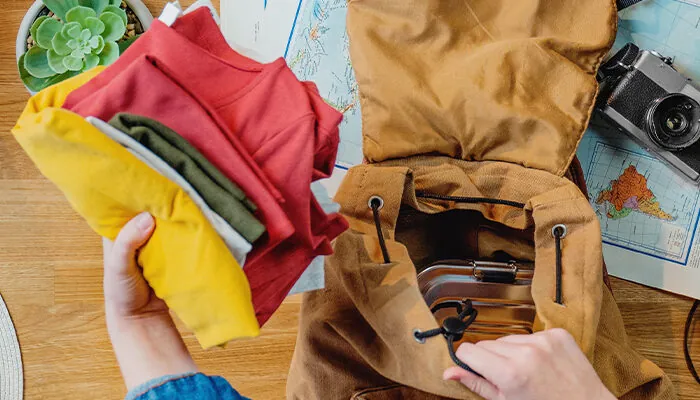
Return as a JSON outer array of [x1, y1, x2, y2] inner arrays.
[[0, 0, 698, 398]]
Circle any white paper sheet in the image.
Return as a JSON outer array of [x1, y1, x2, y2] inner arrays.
[[220, 0, 266, 58]]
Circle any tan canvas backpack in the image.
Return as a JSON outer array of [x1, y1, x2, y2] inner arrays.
[[287, 0, 677, 398]]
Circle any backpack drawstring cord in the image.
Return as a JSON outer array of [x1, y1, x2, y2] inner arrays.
[[552, 224, 567, 305], [369, 196, 391, 264]]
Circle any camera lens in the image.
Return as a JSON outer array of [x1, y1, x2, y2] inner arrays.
[[646, 93, 700, 150], [663, 110, 689, 134]]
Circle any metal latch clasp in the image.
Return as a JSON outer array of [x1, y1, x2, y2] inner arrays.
[[472, 261, 518, 284]]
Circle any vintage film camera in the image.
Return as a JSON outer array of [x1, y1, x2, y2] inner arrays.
[[597, 43, 700, 182]]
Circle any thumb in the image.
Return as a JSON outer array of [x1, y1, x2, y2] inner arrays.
[[107, 212, 155, 276], [444, 367, 501, 400]]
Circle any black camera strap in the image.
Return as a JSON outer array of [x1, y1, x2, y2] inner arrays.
[[601, 43, 640, 77], [617, 0, 645, 11]]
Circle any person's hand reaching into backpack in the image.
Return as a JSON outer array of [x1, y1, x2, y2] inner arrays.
[[444, 328, 616, 400]]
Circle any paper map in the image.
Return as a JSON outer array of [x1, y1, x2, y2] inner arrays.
[[223, 0, 700, 298], [577, 0, 700, 298], [285, 0, 362, 169], [582, 139, 700, 264], [595, 164, 675, 223]]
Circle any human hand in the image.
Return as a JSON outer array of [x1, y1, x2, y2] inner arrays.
[[103, 212, 167, 319], [443, 328, 615, 400], [103, 212, 197, 390]]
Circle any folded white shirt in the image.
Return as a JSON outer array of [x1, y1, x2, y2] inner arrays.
[[88, 117, 252, 265], [287, 182, 341, 295]]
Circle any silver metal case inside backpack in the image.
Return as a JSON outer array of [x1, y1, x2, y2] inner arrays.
[[417, 260, 535, 344]]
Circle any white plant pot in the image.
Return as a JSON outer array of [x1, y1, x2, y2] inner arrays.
[[16, 0, 154, 93]]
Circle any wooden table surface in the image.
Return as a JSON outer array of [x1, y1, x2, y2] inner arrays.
[[0, 0, 698, 398]]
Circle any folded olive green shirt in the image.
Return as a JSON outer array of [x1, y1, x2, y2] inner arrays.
[[109, 113, 265, 243]]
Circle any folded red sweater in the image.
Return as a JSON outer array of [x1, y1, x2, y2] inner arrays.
[[64, 9, 348, 324]]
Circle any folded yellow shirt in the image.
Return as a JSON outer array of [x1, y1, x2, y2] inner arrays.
[[12, 68, 260, 348]]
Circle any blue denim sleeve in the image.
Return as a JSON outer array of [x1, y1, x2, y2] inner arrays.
[[125, 373, 250, 400]]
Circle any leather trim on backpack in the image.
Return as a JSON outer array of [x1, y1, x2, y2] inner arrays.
[[566, 157, 613, 292]]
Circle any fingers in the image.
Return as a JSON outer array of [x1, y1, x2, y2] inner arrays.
[[497, 330, 552, 344], [453, 342, 510, 384], [497, 329, 577, 360], [446, 330, 596, 400], [103, 213, 156, 315], [444, 366, 501, 400], [108, 212, 155, 275], [496, 333, 536, 344], [498, 328, 573, 345], [102, 237, 114, 265], [475, 339, 526, 359]]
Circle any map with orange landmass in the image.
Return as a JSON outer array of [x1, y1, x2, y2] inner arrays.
[[596, 165, 674, 221]]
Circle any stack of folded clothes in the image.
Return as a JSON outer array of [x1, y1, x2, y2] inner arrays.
[[12, 8, 348, 349]]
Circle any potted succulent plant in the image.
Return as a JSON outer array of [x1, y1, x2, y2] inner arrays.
[[16, 0, 153, 93]]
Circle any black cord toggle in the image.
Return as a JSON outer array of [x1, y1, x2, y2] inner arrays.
[[414, 299, 481, 377]]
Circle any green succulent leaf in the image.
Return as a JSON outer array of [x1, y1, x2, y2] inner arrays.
[[88, 35, 100, 49], [42, 0, 81, 21], [78, 0, 109, 15], [98, 41, 119, 66], [92, 35, 105, 53], [118, 34, 139, 53], [109, 0, 121, 6], [103, 5, 127, 25], [51, 31, 72, 55], [70, 48, 83, 59], [99, 12, 126, 42], [63, 55, 84, 71], [18, 54, 79, 92], [62, 22, 82, 39], [80, 28, 91, 41], [67, 38, 78, 49], [30, 16, 48, 43], [83, 54, 100, 71], [84, 17, 105, 35], [35, 18, 62, 49], [65, 6, 96, 26], [47, 49, 68, 74], [23, 46, 55, 78]]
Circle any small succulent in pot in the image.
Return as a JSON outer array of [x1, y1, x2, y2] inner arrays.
[[19, 0, 131, 92]]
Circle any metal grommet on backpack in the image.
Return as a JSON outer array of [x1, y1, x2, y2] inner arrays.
[[369, 195, 391, 264]]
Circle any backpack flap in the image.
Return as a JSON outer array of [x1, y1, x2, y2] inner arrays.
[[348, 0, 617, 176]]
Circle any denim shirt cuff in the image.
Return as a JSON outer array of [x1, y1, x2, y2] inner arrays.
[[125, 372, 248, 400], [125, 373, 196, 400]]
